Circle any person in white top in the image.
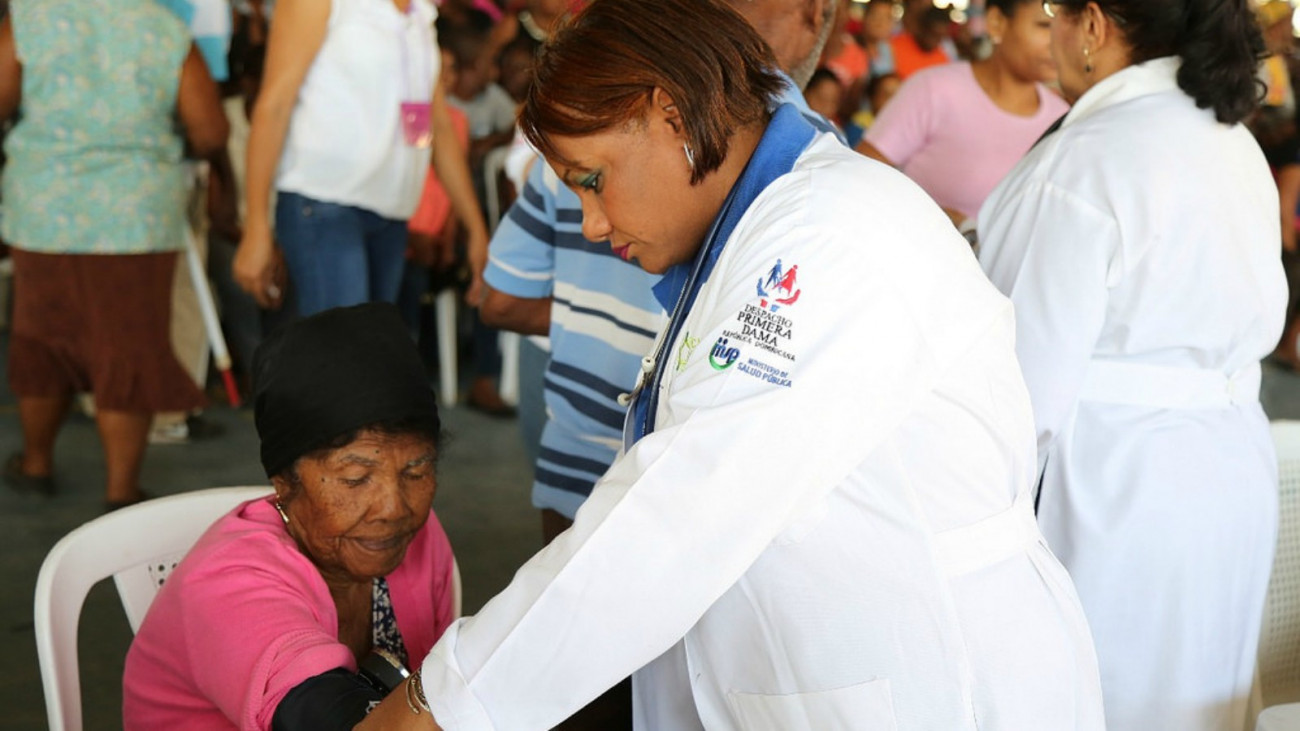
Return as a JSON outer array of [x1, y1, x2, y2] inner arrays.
[[233, 0, 489, 316], [977, 0, 1286, 727], [358, 0, 1104, 728]]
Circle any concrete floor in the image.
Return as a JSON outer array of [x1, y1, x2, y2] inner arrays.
[[4, 333, 1300, 730]]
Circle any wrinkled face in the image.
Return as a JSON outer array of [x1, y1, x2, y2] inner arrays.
[[276, 430, 437, 585], [546, 116, 719, 274], [1048, 6, 1089, 102], [790, 0, 841, 90], [995, 2, 1057, 84]]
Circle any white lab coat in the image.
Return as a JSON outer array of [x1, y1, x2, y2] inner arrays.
[[421, 133, 1104, 730], [978, 57, 1286, 731]]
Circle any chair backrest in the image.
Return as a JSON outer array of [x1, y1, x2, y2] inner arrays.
[[1256, 420, 1300, 714], [34, 486, 273, 731], [482, 144, 513, 232]]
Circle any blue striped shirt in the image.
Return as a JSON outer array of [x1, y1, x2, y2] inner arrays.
[[485, 163, 666, 518], [156, 0, 231, 81]]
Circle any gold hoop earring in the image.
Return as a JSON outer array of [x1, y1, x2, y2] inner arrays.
[[1083, 46, 1093, 74], [275, 499, 290, 526]]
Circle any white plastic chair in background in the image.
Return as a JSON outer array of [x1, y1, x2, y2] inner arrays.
[[481, 144, 521, 406], [1257, 702, 1300, 730], [498, 331, 521, 407], [35, 486, 272, 731], [1250, 420, 1300, 727], [435, 287, 458, 408], [433, 144, 517, 409], [481, 144, 511, 233]]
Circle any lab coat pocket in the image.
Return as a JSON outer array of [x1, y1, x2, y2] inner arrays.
[[725, 677, 897, 730]]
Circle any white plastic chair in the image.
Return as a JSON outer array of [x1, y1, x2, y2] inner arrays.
[[34, 486, 272, 731], [480, 144, 522, 406], [431, 143, 513, 411], [435, 287, 458, 408], [1250, 420, 1300, 726], [1258, 702, 1300, 730], [482, 144, 512, 233], [498, 331, 521, 407]]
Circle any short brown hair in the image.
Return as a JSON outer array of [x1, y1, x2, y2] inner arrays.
[[521, 0, 786, 184]]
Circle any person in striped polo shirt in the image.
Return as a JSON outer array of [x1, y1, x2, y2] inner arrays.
[[482, 163, 666, 539]]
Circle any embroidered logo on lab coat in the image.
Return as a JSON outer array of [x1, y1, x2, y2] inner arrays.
[[709, 336, 740, 370], [721, 304, 795, 363], [675, 332, 701, 372], [756, 259, 801, 312], [713, 260, 801, 387], [736, 358, 792, 387]]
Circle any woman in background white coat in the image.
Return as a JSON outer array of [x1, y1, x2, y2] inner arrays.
[[977, 0, 1286, 727]]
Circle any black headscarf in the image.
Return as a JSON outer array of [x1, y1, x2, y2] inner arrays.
[[252, 303, 441, 478]]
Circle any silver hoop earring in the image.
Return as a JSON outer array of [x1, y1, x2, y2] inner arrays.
[[275, 499, 290, 526], [683, 142, 695, 170]]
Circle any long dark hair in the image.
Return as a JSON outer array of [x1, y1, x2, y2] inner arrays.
[[521, 0, 786, 184], [1058, 0, 1264, 123]]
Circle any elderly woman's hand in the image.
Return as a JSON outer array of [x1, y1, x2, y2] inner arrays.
[[351, 677, 442, 730]]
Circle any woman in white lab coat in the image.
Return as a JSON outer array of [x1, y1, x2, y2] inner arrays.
[[977, 0, 1286, 727], [360, 0, 1103, 728]]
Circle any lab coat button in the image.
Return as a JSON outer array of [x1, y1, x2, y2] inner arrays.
[[641, 356, 655, 373], [617, 392, 633, 406]]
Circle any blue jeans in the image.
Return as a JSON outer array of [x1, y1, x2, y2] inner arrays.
[[275, 191, 408, 317]]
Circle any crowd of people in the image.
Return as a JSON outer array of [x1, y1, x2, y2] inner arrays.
[[0, 0, 1295, 729]]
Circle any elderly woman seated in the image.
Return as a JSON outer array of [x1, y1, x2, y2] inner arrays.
[[123, 303, 457, 730]]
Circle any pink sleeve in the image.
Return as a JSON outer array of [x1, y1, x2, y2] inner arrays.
[[863, 70, 937, 168], [428, 515, 457, 637], [389, 510, 458, 662], [178, 544, 355, 731]]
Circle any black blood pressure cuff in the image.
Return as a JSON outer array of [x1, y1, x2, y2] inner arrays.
[[271, 668, 385, 731]]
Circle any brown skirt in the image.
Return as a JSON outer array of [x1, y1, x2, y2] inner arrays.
[[8, 248, 205, 413]]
